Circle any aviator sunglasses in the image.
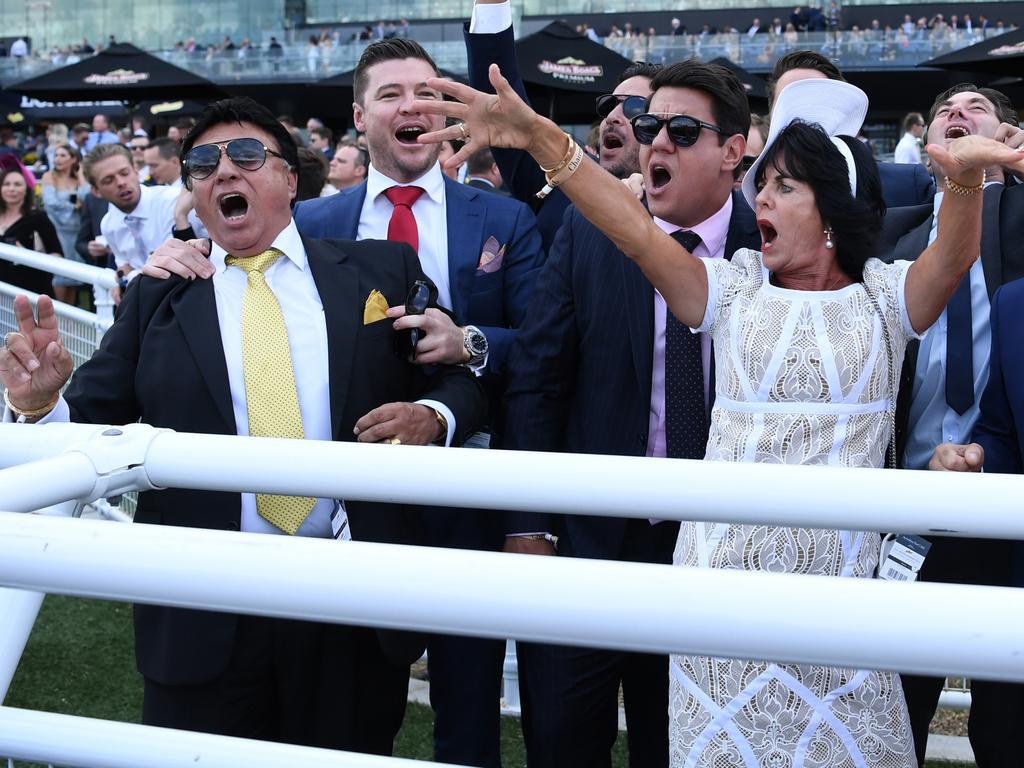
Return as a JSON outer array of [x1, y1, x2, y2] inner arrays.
[[183, 137, 287, 180], [595, 93, 648, 120], [630, 113, 722, 147]]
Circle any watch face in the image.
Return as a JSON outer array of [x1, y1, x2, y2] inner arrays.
[[468, 330, 488, 355]]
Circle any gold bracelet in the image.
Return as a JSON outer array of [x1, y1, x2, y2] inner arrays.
[[3, 389, 59, 418], [538, 131, 575, 174], [545, 142, 585, 188], [432, 408, 449, 444], [945, 170, 985, 196]]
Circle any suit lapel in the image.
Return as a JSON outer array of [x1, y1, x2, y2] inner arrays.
[[335, 183, 367, 240], [444, 178, 484, 320], [170, 279, 235, 431], [894, 213, 932, 264], [724, 190, 760, 259], [980, 184, 1003, 300], [620, 241, 655, 399], [305, 236, 359, 439]]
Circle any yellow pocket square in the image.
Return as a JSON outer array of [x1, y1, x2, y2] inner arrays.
[[363, 289, 390, 325]]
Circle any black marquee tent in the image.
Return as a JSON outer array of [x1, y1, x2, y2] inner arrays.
[[920, 28, 1024, 76]]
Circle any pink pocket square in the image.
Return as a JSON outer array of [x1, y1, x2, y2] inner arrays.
[[477, 236, 506, 274]]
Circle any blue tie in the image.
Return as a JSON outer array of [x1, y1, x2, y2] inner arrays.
[[945, 273, 974, 415], [665, 230, 708, 460]]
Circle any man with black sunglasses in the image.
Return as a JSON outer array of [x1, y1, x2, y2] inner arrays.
[[501, 59, 760, 768], [465, 0, 660, 251], [4, 96, 486, 756]]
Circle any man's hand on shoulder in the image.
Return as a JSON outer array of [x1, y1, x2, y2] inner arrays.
[[929, 442, 984, 472], [388, 306, 469, 365], [353, 402, 444, 445], [143, 237, 214, 281], [0, 296, 72, 416]]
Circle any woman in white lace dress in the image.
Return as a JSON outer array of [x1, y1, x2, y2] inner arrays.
[[412, 70, 1022, 767]]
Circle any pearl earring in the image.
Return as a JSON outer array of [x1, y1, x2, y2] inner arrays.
[[824, 227, 834, 249]]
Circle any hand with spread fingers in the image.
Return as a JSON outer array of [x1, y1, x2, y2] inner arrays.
[[926, 134, 1024, 184], [929, 442, 985, 472], [413, 64, 555, 170], [0, 295, 73, 416], [353, 402, 444, 445], [143, 237, 215, 281]]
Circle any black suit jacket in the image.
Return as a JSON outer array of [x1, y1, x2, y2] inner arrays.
[[503, 193, 760, 560], [882, 183, 1024, 586], [75, 193, 111, 268], [62, 235, 487, 684]]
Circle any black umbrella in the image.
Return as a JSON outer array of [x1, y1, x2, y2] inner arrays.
[[514, 21, 633, 96], [0, 92, 206, 125], [919, 28, 1024, 75], [9, 43, 225, 103], [709, 57, 769, 104]]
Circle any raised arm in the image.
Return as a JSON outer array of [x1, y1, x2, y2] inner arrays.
[[414, 65, 710, 328], [0, 296, 73, 419], [904, 136, 1024, 333]]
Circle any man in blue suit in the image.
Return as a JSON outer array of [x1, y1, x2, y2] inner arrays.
[[294, 39, 544, 768], [503, 60, 760, 768]]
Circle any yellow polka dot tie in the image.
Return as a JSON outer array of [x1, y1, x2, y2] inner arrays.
[[226, 247, 315, 535]]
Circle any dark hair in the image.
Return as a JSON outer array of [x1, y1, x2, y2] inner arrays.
[[928, 83, 1017, 126], [767, 50, 844, 103], [755, 121, 884, 282], [147, 136, 179, 160], [55, 143, 82, 178], [339, 143, 370, 172], [181, 97, 298, 189], [82, 142, 132, 186], [0, 167, 33, 217], [295, 147, 328, 202], [618, 61, 662, 85], [354, 39, 440, 105], [648, 59, 750, 156], [466, 146, 497, 175], [310, 126, 333, 144], [902, 112, 925, 132]]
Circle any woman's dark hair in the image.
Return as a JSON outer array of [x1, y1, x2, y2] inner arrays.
[[180, 97, 298, 189], [56, 143, 82, 178], [755, 120, 884, 282], [0, 167, 33, 217]]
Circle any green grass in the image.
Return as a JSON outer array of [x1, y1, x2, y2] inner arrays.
[[2, 597, 974, 767]]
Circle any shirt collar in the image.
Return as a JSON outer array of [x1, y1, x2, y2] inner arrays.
[[210, 219, 307, 274], [366, 161, 445, 205], [652, 193, 733, 258]]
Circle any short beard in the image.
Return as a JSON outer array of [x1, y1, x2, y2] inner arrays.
[[600, 145, 641, 180]]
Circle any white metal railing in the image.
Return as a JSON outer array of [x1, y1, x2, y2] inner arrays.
[[1, 424, 1021, 766]]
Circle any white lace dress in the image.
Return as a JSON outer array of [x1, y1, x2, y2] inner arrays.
[[669, 249, 920, 768]]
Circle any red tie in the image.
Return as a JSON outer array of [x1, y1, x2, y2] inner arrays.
[[384, 186, 425, 253]]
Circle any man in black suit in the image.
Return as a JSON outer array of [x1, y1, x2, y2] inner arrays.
[[882, 83, 1024, 768], [464, 147, 509, 196], [75, 189, 112, 269], [0, 97, 485, 756], [503, 60, 760, 768]]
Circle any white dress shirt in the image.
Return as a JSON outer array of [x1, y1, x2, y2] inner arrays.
[[359, 163, 453, 311], [101, 184, 179, 271], [469, 1, 512, 32], [893, 132, 922, 165]]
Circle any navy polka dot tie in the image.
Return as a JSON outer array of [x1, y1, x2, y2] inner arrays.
[[665, 230, 708, 460]]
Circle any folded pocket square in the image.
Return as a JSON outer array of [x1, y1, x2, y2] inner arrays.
[[363, 289, 390, 325], [476, 236, 506, 274]]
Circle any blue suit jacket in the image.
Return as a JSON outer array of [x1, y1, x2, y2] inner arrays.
[[876, 162, 935, 209], [504, 192, 760, 559], [293, 175, 544, 382], [974, 279, 1024, 586]]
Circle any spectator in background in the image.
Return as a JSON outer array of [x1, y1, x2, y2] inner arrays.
[[85, 114, 119, 152], [128, 135, 150, 182], [306, 35, 320, 76], [295, 146, 328, 202], [736, 112, 768, 189], [43, 123, 69, 171], [69, 123, 90, 154], [325, 143, 368, 193], [464, 147, 507, 195], [143, 138, 182, 187], [894, 112, 926, 165], [41, 144, 90, 305], [10, 38, 28, 58], [75, 187, 111, 272], [309, 126, 334, 160], [0, 165, 63, 297]]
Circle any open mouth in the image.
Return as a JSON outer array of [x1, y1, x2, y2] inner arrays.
[[758, 219, 778, 249], [602, 133, 624, 151], [219, 193, 249, 220], [396, 126, 426, 145], [945, 125, 970, 139], [649, 164, 672, 190]]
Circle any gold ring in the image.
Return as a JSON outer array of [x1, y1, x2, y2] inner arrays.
[[4, 332, 25, 347], [457, 122, 469, 141], [387, 437, 401, 445]]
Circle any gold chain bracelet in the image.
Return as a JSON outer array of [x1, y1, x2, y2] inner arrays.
[[945, 170, 986, 196]]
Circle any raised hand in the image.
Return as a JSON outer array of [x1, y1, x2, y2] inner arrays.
[[413, 64, 549, 171], [926, 134, 1024, 183], [0, 295, 73, 413]]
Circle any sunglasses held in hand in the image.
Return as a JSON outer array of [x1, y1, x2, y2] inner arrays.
[[394, 280, 435, 361], [630, 113, 723, 147], [183, 138, 287, 180]]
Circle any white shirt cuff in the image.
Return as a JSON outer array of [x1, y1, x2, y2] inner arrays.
[[3, 395, 70, 424], [469, 2, 512, 34], [416, 399, 456, 446]]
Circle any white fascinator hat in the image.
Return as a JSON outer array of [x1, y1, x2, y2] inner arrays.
[[741, 78, 869, 211]]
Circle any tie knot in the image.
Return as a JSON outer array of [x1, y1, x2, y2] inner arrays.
[[226, 247, 284, 274], [671, 229, 703, 254], [384, 185, 425, 209]]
